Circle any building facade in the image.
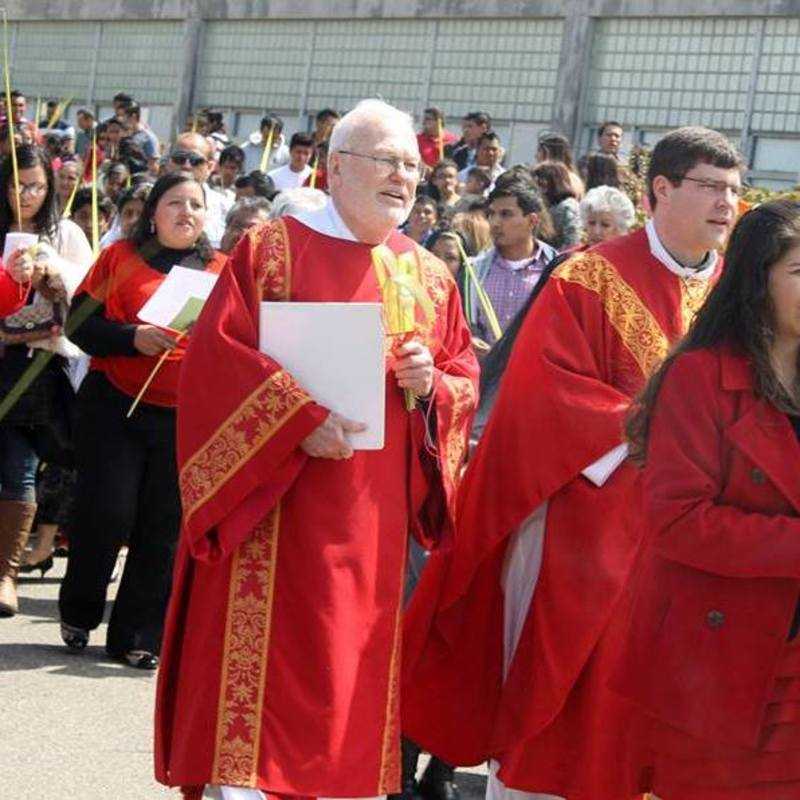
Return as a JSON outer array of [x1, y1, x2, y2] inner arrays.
[[8, 0, 800, 186]]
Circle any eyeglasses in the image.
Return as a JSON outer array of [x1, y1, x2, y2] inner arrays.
[[681, 176, 745, 198], [337, 150, 421, 178], [170, 150, 207, 167], [17, 181, 47, 197]]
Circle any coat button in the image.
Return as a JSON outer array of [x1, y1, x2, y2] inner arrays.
[[707, 609, 725, 629], [751, 468, 766, 484]]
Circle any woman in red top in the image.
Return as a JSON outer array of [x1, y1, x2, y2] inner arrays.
[[614, 199, 800, 798], [58, 171, 227, 669]]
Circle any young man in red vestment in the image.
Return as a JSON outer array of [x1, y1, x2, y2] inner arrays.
[[401, 127, 744, 800], [154, 99, 479, 800]]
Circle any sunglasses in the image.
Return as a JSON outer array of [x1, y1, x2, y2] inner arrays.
[[170, 150, 206, 167]]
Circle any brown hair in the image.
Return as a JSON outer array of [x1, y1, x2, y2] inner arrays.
[[646, 125, 743, 209], [531, 161, 577, 205], [585, 153, 621, 190], [537, 132, 577, 171], [627, 199, 800, 463], [452, 209, 492, 256]]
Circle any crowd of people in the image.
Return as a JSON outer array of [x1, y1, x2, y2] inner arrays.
[[1, 87, 798, 800]]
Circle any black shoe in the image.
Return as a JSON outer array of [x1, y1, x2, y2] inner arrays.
[[60, 622, 89, 651], [19, 554, 54, 577], [388, 738, 421, 800], [116, 649, 159, 670], [418, 756, 460, 800]]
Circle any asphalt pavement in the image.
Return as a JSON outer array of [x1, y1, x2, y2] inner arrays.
[[1, 553, 487, 800]]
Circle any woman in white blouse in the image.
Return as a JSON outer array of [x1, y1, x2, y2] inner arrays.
[[0, 144, 92, 616]]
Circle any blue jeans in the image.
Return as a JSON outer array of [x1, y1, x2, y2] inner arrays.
[[0, 426, 39, 503]]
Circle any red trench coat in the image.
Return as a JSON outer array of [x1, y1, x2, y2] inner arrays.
[[611, 346, 800, 750]]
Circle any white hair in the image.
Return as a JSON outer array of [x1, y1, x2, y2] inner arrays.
[[579, 185, 636, 230], [268, 187, 328, 219], [328, 99, 416, 154]]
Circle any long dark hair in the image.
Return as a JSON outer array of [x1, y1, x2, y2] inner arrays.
[[585, 153, 621, 190], [0, 144, 59, 248], [627, 199, 800, 462], [531, 161, 577, 206], [129, 170, 214, 263]]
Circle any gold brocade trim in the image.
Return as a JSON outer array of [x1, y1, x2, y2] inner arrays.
[[439, 375, 477, 490], [251, 218, 292, 301], [212, 506, 281, 787], [179, 371, 311, 521], [679, 276, 714, 333], [410, 245, 452, 349], [377, 566, 405, 795], [554, 252, 669, 379]]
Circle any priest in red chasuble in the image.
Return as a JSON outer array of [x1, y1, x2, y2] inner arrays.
[[402, 127, 744, 800], [154, 99, 479, 800]]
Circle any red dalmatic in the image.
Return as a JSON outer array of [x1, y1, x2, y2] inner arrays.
[[402, 228, 720, 799], [154, 217, 478, 797]]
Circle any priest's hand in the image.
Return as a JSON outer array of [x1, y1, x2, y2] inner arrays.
[[301, 412, 367, 460], [134, 325, 178, 356], [394, 340, 434, 399]]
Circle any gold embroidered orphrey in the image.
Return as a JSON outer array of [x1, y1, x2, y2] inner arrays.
[[179, 219, 302, 524], [211, 506, 281, 786], [555, 251, 670, 378], [179, 370, 311, 523]]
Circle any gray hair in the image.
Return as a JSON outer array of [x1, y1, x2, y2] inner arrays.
[[328, 99, 416, 154], [268, 187, 328, 219], [579, 185, 636, 231], [225, 196, 272, 226]]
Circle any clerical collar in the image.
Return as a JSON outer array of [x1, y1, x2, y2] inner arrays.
[[645, 219, 717, 281], [290, 197, 359, 242]]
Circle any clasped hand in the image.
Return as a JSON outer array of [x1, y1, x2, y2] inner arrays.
[[134, 325, 178, 356], [300, 412, 367, 460], [393, 340, 434, 399]]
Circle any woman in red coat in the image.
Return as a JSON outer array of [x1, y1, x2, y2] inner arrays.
[[614, 198, 800, 798]]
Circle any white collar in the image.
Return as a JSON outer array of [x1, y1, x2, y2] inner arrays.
[[290, 197, 359, 242], [645, 218, 717, 281]]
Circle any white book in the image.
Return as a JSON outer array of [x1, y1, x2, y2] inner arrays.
[[137, 265, 219, 333], [259, 302, 385, 450]]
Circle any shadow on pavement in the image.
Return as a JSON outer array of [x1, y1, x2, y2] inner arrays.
[[0, 642, 154, 679]]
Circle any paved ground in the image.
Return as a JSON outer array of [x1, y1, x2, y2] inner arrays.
[[1, 554, 487, 800]]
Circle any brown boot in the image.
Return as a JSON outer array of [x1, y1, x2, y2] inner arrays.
[[0, 500, 37, 617]]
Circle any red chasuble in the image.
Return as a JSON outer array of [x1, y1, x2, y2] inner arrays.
[[402, 227, 720, 799], [154, 216, 478, 796]]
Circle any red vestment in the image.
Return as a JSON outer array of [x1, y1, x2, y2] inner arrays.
[[154, 216, 478, 796], [402, 228, 719, 799]]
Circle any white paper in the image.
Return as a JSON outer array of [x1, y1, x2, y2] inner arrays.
[[3, 232, 38, 261], [137, 265, 219, 331], [582, 442, 629, 487], [259, 302, 385, 450]]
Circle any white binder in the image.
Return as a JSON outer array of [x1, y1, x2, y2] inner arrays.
[[259, 302, 386, 450]]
